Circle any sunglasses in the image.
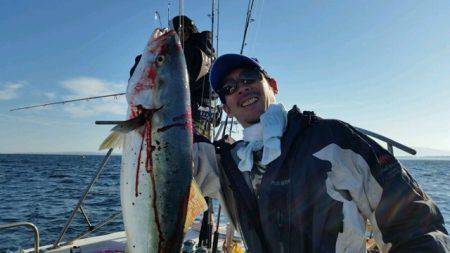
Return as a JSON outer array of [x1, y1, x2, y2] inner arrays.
[[218, 69, 263, 96]]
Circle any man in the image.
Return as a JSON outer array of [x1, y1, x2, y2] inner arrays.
[[193, 54, 450, 252]]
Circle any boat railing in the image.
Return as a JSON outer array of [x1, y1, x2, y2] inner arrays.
[[0, 222, 40, 252], [50, 148, 121, 249], [355, 127, 417, 155]]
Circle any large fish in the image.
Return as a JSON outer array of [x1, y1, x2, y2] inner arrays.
[[101, 29, 206, 253]]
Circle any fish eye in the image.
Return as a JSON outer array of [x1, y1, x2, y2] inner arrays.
[[156, 55, 165, 65]]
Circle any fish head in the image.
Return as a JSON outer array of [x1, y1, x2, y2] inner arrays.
[[126, 29, 189, 117]]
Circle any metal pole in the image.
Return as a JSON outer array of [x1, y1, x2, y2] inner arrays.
[[211, 0, 215, 55], [207, 199, 214, 249], [229, 118, 234, 136], [214, 120, 226, 140], [212, 205, 222, 253], [0, 222, 39, 253], [387, 143, 394, 155], [52, 148, 114, 248], [354, 127, 416, 155], [61, 211, 122, 247], [79, 205, 94, 230], [222, 117, 229, 137]]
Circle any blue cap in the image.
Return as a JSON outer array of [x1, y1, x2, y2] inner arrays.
[[209, 54, 265, 94]]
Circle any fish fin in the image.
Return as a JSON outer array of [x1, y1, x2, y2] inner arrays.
[[111, 114, 145, 133], [99, 131, 124, 150], [183, 179, 208, 234]]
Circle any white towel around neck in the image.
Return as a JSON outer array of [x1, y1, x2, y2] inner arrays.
[[236, 103, 288, 172]]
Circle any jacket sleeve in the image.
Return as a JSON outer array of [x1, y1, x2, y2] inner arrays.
[[323, 120, 449, 252], [192, 141, 221, 200]]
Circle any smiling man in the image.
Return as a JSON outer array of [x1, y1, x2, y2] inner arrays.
[[193, 54, 450, 252], [218, 66, 278, 128]]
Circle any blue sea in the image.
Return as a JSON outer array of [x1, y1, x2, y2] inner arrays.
[[0, 154, 449, 252]]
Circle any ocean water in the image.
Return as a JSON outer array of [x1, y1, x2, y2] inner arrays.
[[0, 154, 449, 251]]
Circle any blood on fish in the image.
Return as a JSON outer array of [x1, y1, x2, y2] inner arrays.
[[146, 126, 165, 252], [134, 82, 146, 94], [158, 112, 193, 133], [129, 106, 139, 119], [172, 112, 191, 122], [157, 123, 186, 133], [132, 106, 165, 250], [158, 44, 168, 56], [145, 121, 154, 173], [135, 125, 146, 197], [149, 33, 170, 54], [171, 112, 193, 134], [147, 66, 157, 88]]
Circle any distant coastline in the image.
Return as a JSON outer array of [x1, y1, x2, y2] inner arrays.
[[0, 152, 121, 156], [398, 156, 450, 161], [1, 153, 450, 161]]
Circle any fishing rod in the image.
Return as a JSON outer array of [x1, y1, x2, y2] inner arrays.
[[240, 0, 256, 55], [155, 11, 163, 28], [198, 1, 217, 248], [228, 0, 256, 136], [9, 92, 125, 112], [216, 0, 220, 55], [167, 2, 171, 27], [179, 0, 184, 46]]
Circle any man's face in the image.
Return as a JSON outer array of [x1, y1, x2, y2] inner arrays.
[[222, 68, 278, 128]]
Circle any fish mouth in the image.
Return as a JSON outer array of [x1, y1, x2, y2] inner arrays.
[[240, 96, 259, 107]]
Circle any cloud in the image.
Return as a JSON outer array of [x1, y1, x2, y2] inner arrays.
[[0, 82, 24, 100], [60, 77, 127, 118], [61, 77, 124, 97], [43, 92, 56, 99], [63, 99, 127, 118]]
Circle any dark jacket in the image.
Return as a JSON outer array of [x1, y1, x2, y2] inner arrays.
[[183, 31, 215, 89], [199, 106, 449, 252]]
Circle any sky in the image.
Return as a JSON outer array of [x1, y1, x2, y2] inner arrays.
[[0, 0, 449, 155]]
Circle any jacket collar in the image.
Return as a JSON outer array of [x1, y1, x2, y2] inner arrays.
[[265, 105, 305, 174]]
